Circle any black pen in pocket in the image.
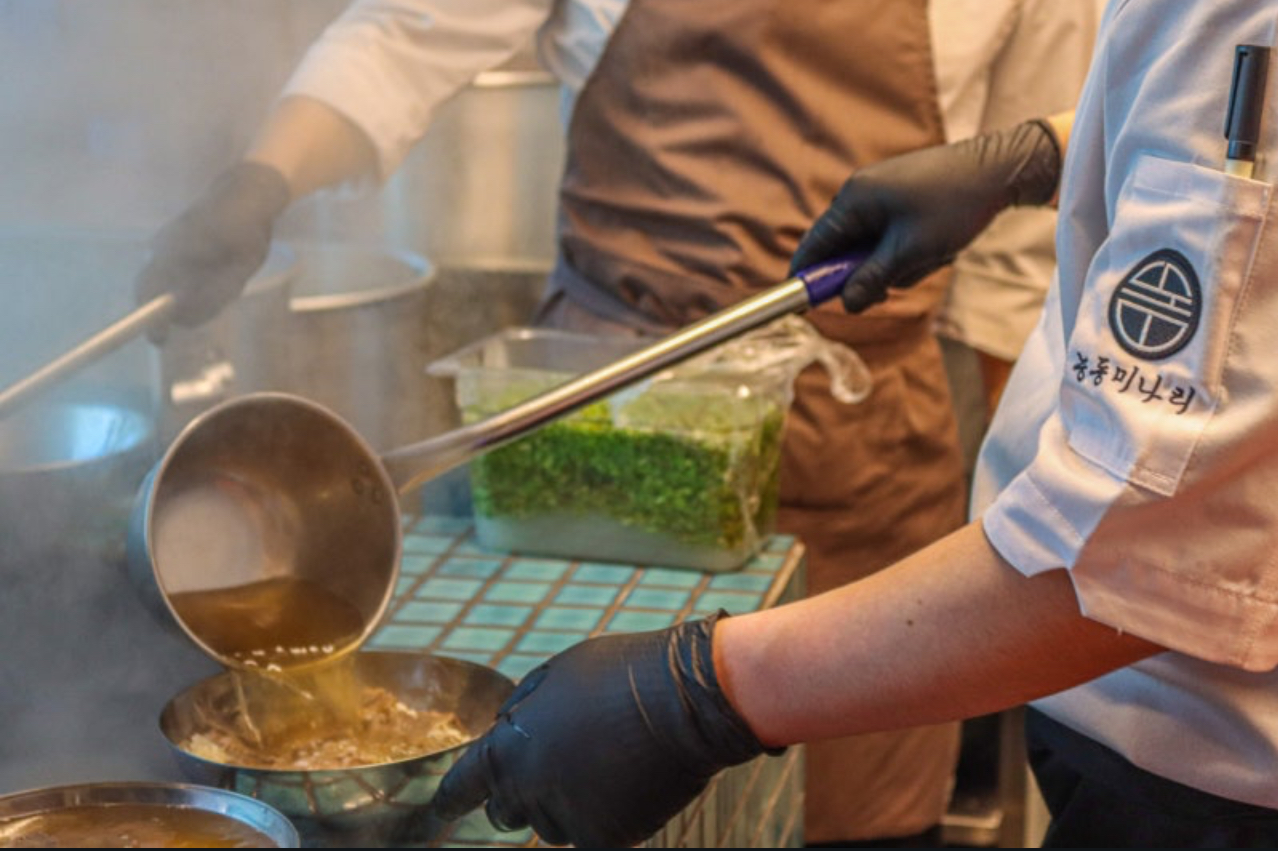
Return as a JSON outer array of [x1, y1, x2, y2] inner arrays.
[[1224, 44, 1270, 179]]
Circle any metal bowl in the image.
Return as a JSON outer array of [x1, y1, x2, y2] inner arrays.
[[0, 780, 299, 847], [159, 651, 514, 847], [283, 243, 438, 457], [0, 401, 154, 562]]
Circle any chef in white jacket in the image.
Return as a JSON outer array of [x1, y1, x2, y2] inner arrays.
[[424, 1, 1278, 847]]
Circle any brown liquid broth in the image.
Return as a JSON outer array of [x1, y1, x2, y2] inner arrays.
[[0, 803, 277, 848], [168, 576, 366, 670]]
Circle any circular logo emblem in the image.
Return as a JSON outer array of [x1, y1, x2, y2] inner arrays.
[[1108, 248, 1201, 361]]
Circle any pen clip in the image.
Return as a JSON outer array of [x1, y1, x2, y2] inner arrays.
[[1224, 44, 1270, 166]]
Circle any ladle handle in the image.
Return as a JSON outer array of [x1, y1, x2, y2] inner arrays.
[[381, 254, 865, 495], [0, 295, 174, 421]]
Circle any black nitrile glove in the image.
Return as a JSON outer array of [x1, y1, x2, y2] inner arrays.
[[432, 613, 775, 848], [790, 118, 1062, 312], [134, 161, 291, 331]]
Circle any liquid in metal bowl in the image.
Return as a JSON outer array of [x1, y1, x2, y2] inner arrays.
[[0, 780, 299, 848], [159, 650, 514, 847]]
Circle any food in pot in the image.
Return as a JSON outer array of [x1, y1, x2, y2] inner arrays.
[[168, 576, 367, 670], [180, 679, 469, 770], [171, 575, 469, 771], [0, 803, 276, 848]]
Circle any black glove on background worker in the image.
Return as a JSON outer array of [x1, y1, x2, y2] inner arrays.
[[432, 613, 774, 848], [133, 161, 291, 330], [791, 118, 1063, 312]]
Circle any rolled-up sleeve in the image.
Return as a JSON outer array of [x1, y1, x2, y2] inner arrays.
[[281, 0, 556, 179], [978, 0, 1278, 671]]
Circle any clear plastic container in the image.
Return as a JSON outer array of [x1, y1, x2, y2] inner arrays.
[[426, 322, 870, 573]]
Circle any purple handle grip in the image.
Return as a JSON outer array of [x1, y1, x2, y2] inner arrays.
[[796, 253, 867, 307]]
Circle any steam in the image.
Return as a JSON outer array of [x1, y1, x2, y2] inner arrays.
[[0, 0, 562, 797], [0, 0, 343, 796]]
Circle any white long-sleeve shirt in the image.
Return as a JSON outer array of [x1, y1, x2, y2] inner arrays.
[[283, 0, 1100, 364]]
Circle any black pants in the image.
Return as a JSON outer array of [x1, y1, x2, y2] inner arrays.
[[1027, 708, 1278, 847]]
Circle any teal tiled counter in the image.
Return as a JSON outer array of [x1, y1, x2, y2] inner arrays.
[[370, 515, 807, 848]]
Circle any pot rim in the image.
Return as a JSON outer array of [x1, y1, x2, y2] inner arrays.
[[289, 245, 435, 313]]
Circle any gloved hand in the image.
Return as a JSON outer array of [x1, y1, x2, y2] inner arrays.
[[134, 161, 291, 331], [432, 613, 776, 848], [790, 118, 1062, 312]]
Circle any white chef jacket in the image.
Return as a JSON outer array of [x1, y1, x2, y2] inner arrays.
[[977, 0, 1278, 808], [282, 0, 1101, 360]]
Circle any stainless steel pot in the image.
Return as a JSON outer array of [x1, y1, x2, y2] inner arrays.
[[0, 225, 160, 417], [126, 257, 864, 664], [280, 250, 549, 516], [278, 66, 564, 268], [283, 243, 436, 453], [0, 225, 298, 446], [157, 242, 298, 444]]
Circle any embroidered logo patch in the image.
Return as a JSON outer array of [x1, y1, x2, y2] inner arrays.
[[1108, 248, 1201, 361]]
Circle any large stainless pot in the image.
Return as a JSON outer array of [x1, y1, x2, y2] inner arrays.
[[279, 66, 564, 268], [0, 226, 284, 797], [279, 249, 549, 516], [0, 226, 298, 557], [0, 226, 160, 416], [0, 225, 298, 443], [157, 242, 298, 444], [283, 243, 436, 453]]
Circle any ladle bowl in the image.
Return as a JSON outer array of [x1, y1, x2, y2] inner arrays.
[[127, 393, 400, 671]]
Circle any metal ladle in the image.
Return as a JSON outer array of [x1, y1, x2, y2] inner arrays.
[[0, 295, 174, 421], [128, 256, 865, 669]]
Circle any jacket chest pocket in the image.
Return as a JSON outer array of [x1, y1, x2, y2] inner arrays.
[[1061, 155, 1270, 496]]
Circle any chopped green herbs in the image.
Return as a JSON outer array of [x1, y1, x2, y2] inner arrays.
[[464, 378, 786, 553]]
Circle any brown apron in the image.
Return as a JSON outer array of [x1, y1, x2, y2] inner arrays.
[[540, 0, 967, 841]]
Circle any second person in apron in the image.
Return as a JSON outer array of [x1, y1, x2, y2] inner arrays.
[[135, 0, 1100, 842]]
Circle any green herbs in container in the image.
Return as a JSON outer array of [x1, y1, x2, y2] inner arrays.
[[427, 324, 869, 572]]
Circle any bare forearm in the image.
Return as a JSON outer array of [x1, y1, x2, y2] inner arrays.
[[244, 95, 378, 199], [715, 520, 1162, 747], [1045, 110, 1074, 207]]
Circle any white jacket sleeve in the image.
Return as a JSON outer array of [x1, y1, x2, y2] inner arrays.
[[979, 0, 1278, 670], [281, 0, 557, 179]]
